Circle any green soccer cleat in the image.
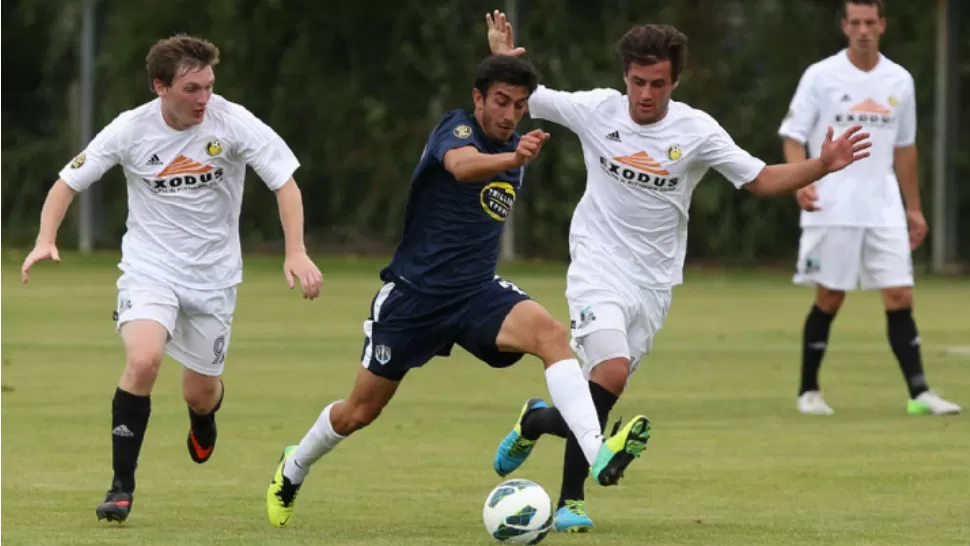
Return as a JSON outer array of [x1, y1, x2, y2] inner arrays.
[[591, 415, 651, 486], [266, 445, 302, 528]]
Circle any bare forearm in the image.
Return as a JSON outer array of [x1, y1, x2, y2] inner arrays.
[[449, 152, 520, 182], [747, 159, 827, 197], [36, 180, 77, 244], [275, 179, 307, 254], [894, 146, 920, 211], [783, 138, 808, 163]]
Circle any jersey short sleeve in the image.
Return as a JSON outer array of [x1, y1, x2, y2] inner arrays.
[[58, 112, 129, 191], [428, 112, 484, 162], [778, 65, 820, 144], [895, 74, 917, 147], [528, 86, 621, 134], [697, 122, 767, 189], [230, 104, 300, 191]]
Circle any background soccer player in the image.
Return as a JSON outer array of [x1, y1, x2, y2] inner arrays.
[[779, 0, 960, 416], [20, 34, 323, 523]]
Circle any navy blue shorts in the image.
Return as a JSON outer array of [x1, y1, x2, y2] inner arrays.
[[359, 277, 532, 380]]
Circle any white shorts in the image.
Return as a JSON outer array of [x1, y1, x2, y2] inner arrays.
[[116, 271, 236, 376], [793, 226, 913, 291], [565, 254, 672, 380]]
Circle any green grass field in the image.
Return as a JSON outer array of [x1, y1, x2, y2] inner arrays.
[[2, 253, 968, 545]]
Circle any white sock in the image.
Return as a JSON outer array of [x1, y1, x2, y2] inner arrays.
[[283, 401, 345, 484], [544, 359, 603, 464]]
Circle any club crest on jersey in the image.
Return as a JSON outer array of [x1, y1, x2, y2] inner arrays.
[[143, 154, 224, 194], [480, 181, 516, 221], [70, 153, 86, 169], [834, 96, 895, 126], [453, 124, 472, 139], [205, 140, 223, 156], [666, 144, 682, 161], [599, 151, 680, 192]]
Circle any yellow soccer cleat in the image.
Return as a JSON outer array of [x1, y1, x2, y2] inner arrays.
[[266, 445, 302, 528]]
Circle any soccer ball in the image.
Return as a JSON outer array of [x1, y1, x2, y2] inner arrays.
[[482, 479, 554, 544]]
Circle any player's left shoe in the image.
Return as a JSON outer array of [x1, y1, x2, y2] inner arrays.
[[267, 445, 302, 528], [493, 397, 548, 477], [907, 391, 961, 415], [95, 481, 133, 523], [591, 415, 651, 486], [554, 500, 594, 533]]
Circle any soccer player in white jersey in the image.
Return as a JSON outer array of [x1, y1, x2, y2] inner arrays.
[[779, 0, 960, 417], [485, 12, 873, 532], [19, 35, 323, 523]]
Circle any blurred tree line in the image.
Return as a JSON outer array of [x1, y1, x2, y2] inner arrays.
[[2, 0, 968, 265]]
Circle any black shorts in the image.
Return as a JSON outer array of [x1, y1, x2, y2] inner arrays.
[[359, 277, 532, 380]]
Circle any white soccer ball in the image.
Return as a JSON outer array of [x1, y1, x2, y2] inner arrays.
[[482, 479, 554, 544]]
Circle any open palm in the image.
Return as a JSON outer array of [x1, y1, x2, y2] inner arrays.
[[485, 10, 525, 56], [819, 124, 871, 173]]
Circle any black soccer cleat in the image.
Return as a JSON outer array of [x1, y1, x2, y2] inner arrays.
[[187, 420, 217, 464], [187, 383, 222, 464], [96, 482, 133, 523]]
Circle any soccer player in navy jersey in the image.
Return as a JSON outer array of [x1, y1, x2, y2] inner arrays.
[[265, 55, 653, 528]]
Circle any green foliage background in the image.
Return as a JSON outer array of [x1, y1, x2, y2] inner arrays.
[[3, 0, 967, 264]]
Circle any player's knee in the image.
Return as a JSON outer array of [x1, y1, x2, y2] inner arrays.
[[124, 348, 163, 383], [815, 287, 845, 314], [881, 286, 912, 310], [533, 318, 570, 357], [589, 359, 629, 396]]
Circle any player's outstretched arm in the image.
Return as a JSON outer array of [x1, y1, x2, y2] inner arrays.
[[21, 180, 77, 284], [745, 125, 871, 197], [443, 129, 549, 182], [275, 178, 323, 300]]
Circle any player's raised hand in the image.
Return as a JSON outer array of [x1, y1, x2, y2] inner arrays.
[[514, 129, 550, 165], [21, 241, 61, 284], [283, 251, 323, 300], [795, 184, 820, 212], [820, 124, 871, 173], [486, 9, 526, 56]]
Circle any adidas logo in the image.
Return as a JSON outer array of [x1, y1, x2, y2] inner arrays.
[[605, 130, 621, 142], [112, 425, 134, 438], [146, 154, 162, 166]]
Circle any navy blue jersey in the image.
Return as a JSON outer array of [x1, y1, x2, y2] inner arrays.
[[381, 109, 524, 295]]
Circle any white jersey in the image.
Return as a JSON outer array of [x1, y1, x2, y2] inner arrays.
[[59, 94, 299, 289], [529, 86, 766, 288], [778, 50, 916, 228]]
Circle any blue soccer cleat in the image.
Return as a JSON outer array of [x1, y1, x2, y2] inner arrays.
[[493, 397, 547, 477], [554, 500, 594, 533]]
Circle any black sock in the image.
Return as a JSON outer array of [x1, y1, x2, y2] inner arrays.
[[520, 405, 569, 441], [800, 305, 835, 395], [558, 381, 618, 507], [111, 388, 151, 493], [188, 380, 224, 439], [886, 308, 929, 398]]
